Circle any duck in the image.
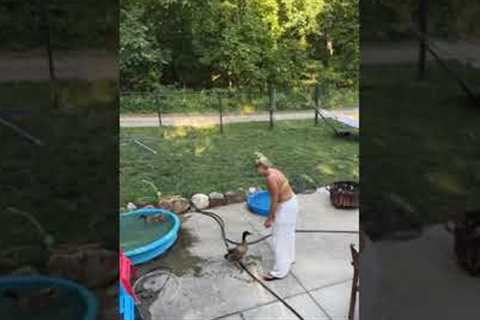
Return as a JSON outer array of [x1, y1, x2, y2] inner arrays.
[[224, 231, 252, 262], [139, 213, 166, 224], [4, 287, 57, 312]]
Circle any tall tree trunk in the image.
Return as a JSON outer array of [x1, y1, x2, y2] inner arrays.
[[39, 0, 58, 108], [324, 29, 330, 67]]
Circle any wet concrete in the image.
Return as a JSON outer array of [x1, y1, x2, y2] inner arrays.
[[137, 220, 207, 278], [136, 190, 359, 320]]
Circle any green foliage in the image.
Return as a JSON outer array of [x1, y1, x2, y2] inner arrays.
[[317, 0, 359, 88], [120, 6, 169, 91], [0, 0, 117, 50], [361, 0, 480, 39], [120, 0, 360, 98], [289, 173, 319, 193]]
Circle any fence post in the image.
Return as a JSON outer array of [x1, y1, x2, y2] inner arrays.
[[156, 94, 163, 127], [417, 0, 428, 81], [268, 82, 275, 129], [314, 84, 321, 125], [39, 0, 58, 109], [218, 94, 224, 134]]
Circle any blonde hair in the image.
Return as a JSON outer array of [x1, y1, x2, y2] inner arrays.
[[254, 152, 272, 167]]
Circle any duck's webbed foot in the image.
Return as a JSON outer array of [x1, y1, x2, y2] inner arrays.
[[234, 261, 243, 272]]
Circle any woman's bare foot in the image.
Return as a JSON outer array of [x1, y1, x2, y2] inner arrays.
[[262, 273, 282, 281]]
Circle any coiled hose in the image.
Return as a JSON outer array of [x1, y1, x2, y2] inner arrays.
[[190, 201, 358, 320]]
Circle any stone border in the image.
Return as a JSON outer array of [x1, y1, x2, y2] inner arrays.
[[123, 186, 325, 214]]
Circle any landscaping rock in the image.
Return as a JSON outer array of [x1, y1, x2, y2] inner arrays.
[[209, 192, 226, 207], [135, 195, 157, 207], [157, 198, 174, 211], [10, 265, 39, 276], [191, 193, 209, 210], [158, 196, 190, 214], [171, 197, 190, 214], [237, 187, 247, 200], [224, 190, 245, 204], [0, 257, 18, 272], [13, 246, 49, 267], [47, 244, 118, 289]]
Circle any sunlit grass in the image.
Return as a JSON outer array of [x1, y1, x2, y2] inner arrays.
[[120, 120, 359, 205]]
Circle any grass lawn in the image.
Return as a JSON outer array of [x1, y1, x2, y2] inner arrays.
[[361, 62, 480, 236], [1, 81, 117, 258], [120, 120, 359, 206], [1, 112, 117, 278]]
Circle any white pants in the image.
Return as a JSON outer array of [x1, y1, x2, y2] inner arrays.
[[270, 196, 298, 278]]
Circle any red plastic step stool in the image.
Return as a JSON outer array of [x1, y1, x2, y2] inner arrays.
[[119, 250, 138, 320]]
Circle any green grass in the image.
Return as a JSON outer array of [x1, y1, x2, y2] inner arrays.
[[362, 62, 480, 235], [120, 120, 359, 206], [0, 81, 118, 263], [120, 87, 358, 114], [1, 107, 117, 246]]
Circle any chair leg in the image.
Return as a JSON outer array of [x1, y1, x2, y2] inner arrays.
[[348, 275, 358, 320], [348, 244, 360, 320]]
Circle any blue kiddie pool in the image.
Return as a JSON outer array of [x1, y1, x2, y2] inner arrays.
[[247, 191, 270, 216], [0, 275, 98, 320], [120, 208, 181, 265]]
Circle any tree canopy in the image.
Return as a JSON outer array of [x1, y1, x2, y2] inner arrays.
[[120, 0, 359, 92]]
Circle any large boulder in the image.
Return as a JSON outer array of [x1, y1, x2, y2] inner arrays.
[[224, 189, 246, 204], [191, 193, 209, 210], [209, 192, 226, 207]]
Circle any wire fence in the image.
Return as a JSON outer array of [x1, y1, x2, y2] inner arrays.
[[120, 84, 358, 134], [409, 21, 480, 107]]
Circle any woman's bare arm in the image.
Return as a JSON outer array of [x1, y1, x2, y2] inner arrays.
[[266, 176, 280, 221]]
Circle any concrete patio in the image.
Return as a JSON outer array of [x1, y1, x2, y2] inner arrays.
[[135, 190, 359, 320], [361, 224, 480, 319]]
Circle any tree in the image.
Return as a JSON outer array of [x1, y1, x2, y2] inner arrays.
[[317, 0, 359, 89], [119, 0, 360, 92], [120, 4, 169, 91]]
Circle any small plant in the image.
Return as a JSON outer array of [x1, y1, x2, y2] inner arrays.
[[289, 174, 318, 193], [5, 207, 55, 251]]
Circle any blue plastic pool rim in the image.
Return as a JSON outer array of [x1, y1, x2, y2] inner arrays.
[[247, 190, 270, 217], [0, 275, 98, 320], [120, 207, 181, 258]]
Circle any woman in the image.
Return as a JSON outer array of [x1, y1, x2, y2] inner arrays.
[[255, 152, 298, 281]]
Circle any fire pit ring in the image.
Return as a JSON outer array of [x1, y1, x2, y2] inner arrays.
[[328, 181, 359, 209]]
